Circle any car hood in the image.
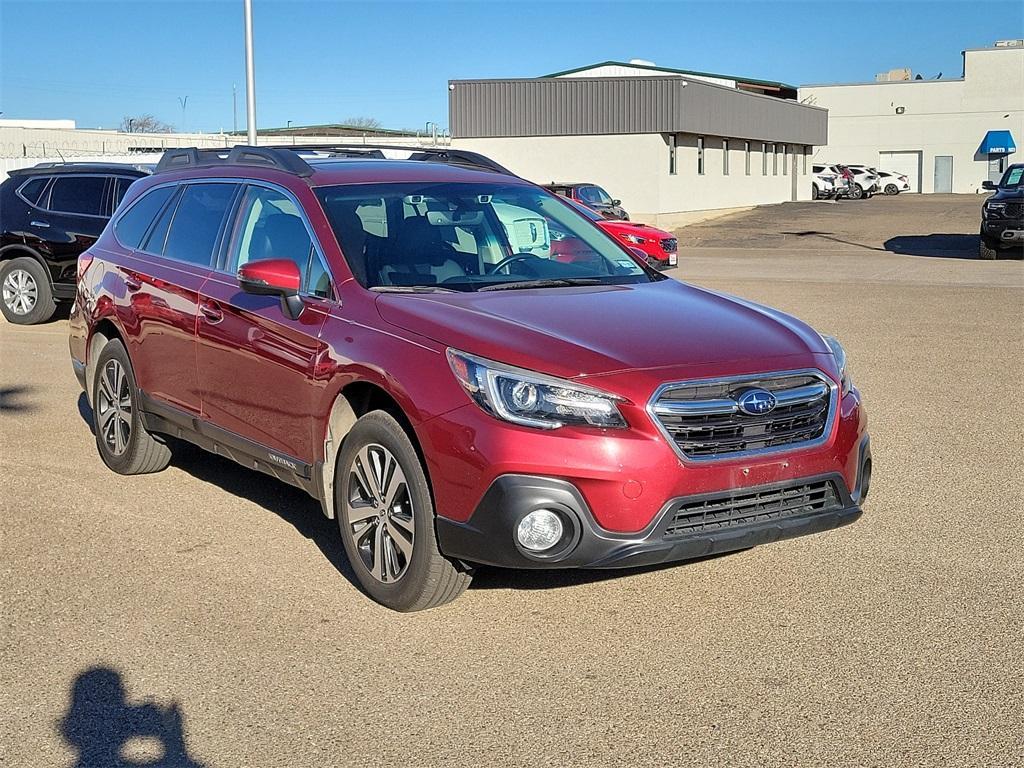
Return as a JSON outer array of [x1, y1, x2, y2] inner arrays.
[[597, 220, 674, 239], [376, 279, 830, 380], [991, 188, 1024, 201]]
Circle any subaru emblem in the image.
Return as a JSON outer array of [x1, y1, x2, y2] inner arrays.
[[736, 388, 777, 416]]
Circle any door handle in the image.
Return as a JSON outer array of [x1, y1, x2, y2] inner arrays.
[[30, 220, 50, 228], [124, 275, 142, 291], [199, 302, 223, 324]]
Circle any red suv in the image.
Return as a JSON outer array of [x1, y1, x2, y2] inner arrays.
[[70, 145, 871, 612]]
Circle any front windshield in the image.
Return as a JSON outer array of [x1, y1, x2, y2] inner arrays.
[[998, 165, 1023, 189], [315, 182, 658, 292]]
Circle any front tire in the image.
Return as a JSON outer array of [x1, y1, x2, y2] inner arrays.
[[92, 339, 172, 474], [979, 232, 998, 260], [849, 184, 865, 200], [811, 184, 820, 200], [0, 257, 56, 325], [336, 411, 471, 611]]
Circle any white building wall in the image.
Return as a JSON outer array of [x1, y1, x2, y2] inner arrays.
[[799, 46, 1024, 194], [454, 133, 811, 227]]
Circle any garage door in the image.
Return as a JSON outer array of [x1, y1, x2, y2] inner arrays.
[[878, 151, 922, 193]]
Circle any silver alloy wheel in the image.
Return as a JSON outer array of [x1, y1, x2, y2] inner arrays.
[[96, 359, 133, 456], [2, 268, 38, 315], [345, 443, 415, 583]]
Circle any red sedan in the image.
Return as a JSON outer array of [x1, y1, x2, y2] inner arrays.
[[566, 199, 677, 268]]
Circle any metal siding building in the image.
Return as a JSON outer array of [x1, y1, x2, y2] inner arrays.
[[450, 77, 826, 145], [449, 73, 828, 225]]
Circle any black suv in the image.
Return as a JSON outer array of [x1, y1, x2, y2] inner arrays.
[[980, 164, 1024, 259], [0, 163, 150, 324]]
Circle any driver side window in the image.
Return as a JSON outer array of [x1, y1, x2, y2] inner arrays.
[[228, 185, 331, 297]]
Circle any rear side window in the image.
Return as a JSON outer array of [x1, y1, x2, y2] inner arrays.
[[112, 177, 139, 210], [48, 175, 107, 216], [163, 183, 237, 266], [115, 186, 175, 249], [17, 177, 50, 205]]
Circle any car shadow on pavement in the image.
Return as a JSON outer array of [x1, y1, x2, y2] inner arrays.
[[75, 396, 361, 591], [1, 385, 38, 414], [883, 234, 980, 258], [59, 666, 206, 768], [470, 550, 745, 591]]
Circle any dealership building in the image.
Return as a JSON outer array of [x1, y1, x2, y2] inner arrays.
[[450, 62, 827, 227], [799, 42, 1024, 194]]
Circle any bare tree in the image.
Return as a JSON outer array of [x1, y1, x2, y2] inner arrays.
[[120, 114, 173, 133], [342, 116, 383, 130]]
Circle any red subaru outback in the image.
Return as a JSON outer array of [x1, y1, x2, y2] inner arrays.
[[69, 145, 871, 612]]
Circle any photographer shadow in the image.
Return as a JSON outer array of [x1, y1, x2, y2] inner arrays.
[[59, 667, 206, 768]]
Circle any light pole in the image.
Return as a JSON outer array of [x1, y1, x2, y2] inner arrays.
[[243, 0, 257, 145], [232, 84, 238, 134]]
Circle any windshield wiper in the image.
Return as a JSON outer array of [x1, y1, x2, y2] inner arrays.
[[477, 278, 604, 292], [369, 285, 458, 294]]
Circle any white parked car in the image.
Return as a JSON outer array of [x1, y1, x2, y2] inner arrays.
[[876, 170, 911, 195], [845, 166, 880, 199], [811, 164, 838, 199]]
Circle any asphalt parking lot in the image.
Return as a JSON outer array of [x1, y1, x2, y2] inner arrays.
[[2, 193, 1022, 767]]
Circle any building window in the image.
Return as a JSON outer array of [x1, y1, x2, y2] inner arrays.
[[697, 136, 705, 175], [723, 139, 730, 175], [783, 145, 789, 175], [744, 141, 751, 175], [762, 143, 768, 175], [669, 134, 677, 175], [772, 144, 778, 175]]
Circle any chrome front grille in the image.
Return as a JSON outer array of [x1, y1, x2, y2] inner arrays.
[[650, 371, 835, 460]]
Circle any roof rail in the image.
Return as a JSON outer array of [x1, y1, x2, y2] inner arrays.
[[154, 146, 315, 177], [153, 144, 517, 179], [259, 143, 519, 176], [30, 161, 152, 172]]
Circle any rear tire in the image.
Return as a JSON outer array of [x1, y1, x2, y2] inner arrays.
[[92, 339, 172, 474], [849, 184, 864, 200], [884, 184, 899, 195], [336, 410, 471, 611], [979, 232, 998, 260], [0, 257, 56, 325]]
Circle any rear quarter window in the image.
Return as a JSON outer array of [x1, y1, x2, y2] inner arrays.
[[114, 185, 175, 249], [17, 176, 50, 206]]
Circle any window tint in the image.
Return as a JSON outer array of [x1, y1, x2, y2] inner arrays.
[[49, 175, 107, 216], [228, 185, 325, 294], [18, 177, 50, 205], [112, 177, 138, 210], [163, 183, 236, 266], [115, 186, 175, 249]]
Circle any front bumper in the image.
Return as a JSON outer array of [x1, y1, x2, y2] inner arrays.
[[983, 219, 1024, 244], [437, 446, 869, 570]]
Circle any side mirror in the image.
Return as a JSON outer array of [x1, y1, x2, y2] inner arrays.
[[611, 199, 622, 206], [981, 180, 997, 191], [238, 258, 304, 319]]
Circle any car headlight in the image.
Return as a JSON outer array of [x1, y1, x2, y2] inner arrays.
[[985, 201, 1007, 215], [821, 335, 852, 396], [447, 349, 627, 430], [621, 233, 646, 245]]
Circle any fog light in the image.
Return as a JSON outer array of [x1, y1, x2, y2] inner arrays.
[[516, 509, 564, 552]]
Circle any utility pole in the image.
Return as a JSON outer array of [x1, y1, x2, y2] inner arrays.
[[178, 96, 188, 133], [232, 84, 238, 134], [243, 0, 257, 145]]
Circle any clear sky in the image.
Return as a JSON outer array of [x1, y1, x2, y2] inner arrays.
[[1, 0, 1022, 133]]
